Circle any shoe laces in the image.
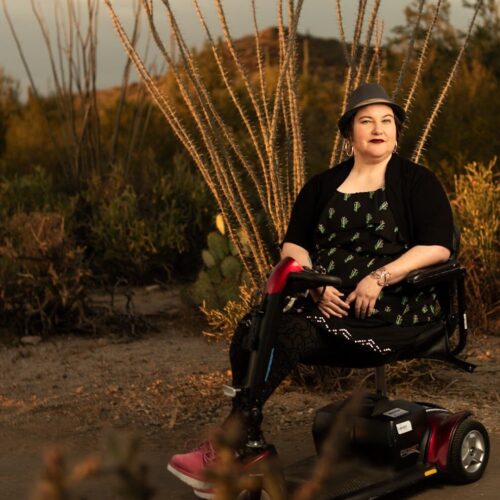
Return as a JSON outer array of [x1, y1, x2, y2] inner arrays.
[[196, 440, 217, 465]]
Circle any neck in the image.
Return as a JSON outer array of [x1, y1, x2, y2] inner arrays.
[[352, 152, 393, 174]]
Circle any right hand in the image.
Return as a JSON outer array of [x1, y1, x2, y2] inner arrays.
[[309, 286, 350, 318]]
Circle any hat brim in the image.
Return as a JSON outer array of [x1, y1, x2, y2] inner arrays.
[[338, 99, 406, 137]]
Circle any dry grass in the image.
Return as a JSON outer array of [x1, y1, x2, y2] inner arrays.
[[201, 284, 256, 342], [0, 212, 92, 335]]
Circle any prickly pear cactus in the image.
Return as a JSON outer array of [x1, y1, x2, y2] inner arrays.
[[192, 216, 245, 309]]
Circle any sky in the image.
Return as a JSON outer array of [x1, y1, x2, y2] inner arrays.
[[0, 0, 473, 95]]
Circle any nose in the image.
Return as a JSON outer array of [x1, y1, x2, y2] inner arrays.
[[372, 123, 383, 135]]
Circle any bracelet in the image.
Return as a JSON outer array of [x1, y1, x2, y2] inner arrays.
[[370, 266, 391, 287]]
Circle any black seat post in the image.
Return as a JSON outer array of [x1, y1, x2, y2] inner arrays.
[[375, 365, 387, 397]]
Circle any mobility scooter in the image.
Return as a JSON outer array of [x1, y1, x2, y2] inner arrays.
[[222, 250, 490, 499]]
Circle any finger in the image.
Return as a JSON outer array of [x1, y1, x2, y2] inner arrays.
[[360, 299, 372, 319], [358, 298, 367, 319], [355, 298, 369, 319], [367, 298, 377, 317], [319, 302, 337, 318], [323, 294, 350, 310], [329, 295, 350, 309], [360, 305, 368, 319], [336, 298, 351, 310], [345, 291, 356, 304], [354, 298, 361, 318], [328, 287, 345, 297], [318, 304, 330, 318], [321, 302, 348, 317]]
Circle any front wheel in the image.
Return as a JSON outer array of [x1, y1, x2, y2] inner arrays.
[[447, 418, 489, 484]]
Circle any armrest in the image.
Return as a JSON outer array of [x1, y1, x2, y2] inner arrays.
[[405, 259, 465, 288]]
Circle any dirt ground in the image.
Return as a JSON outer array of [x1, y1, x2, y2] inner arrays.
[[0, 285, 499, 499]]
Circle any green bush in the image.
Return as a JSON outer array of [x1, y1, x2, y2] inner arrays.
[[0, 166, 65, 217], [79, 155, 214, 282]]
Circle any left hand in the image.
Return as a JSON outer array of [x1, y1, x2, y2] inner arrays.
[[346, 275, 383, 319]]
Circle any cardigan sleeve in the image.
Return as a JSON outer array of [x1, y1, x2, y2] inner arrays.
[[409, 168, 454, 252], [281, 175, 322, 253]]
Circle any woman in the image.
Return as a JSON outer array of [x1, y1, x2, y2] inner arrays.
[[168, 83, 454, 497]]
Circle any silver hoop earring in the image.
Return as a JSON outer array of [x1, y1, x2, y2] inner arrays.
[[343, 141, 354, 157], [393, 140, 398, 153]]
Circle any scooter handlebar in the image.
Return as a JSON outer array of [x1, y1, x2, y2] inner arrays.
[[286, 270, 342, 293]]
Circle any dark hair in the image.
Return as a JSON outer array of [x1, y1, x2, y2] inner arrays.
[[342, 108, 402, 141]]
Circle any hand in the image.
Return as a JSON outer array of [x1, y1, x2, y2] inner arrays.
[[346, 275, 382, 319], [310, 286, 350, 318]]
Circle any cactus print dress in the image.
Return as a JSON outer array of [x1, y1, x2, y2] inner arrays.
[[303, 187, 440, 355]]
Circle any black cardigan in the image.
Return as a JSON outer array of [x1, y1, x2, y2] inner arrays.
[[283, 153, 454, 253]]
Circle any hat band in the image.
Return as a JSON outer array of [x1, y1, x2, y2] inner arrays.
[[350, 97, 395, 111]]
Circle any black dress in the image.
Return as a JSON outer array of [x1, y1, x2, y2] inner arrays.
[[302, 187, 440, 357]]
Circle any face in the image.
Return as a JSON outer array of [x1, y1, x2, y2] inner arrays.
[[350, 104, 397, 161]]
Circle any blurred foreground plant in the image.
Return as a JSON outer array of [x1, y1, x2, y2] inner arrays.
[[31, 434, 153, 500]]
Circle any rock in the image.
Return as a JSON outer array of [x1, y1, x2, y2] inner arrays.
[[20, 336, 42, 346]]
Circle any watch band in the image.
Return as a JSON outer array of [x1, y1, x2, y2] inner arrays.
[[370, 266, 391, 287]]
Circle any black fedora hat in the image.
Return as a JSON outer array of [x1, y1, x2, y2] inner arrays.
[[338, 83, 406, 137]]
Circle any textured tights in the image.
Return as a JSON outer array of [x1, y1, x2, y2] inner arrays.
[[229, 312, 382, 406]]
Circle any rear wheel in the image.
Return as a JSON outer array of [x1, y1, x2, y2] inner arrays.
[[447, 418, 489, 484]]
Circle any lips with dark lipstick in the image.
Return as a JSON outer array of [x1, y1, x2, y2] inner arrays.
[[369, 139, 385, 143]]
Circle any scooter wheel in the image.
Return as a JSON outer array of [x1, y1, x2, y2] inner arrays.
[[236, 490, 270, 500], [447, 417, 489, 484]]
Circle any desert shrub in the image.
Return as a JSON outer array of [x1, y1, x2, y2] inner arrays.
[[79, 155, 214, 282], [80, 165, 155, 280], [452, 158, 499, 330], [0, 166, 65, 217], [0, 212, 92, 335], [201, 284, 255, 341]]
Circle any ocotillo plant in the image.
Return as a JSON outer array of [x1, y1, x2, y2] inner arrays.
[[2, 0, 157, 191], [105, 0, 482, 294]]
